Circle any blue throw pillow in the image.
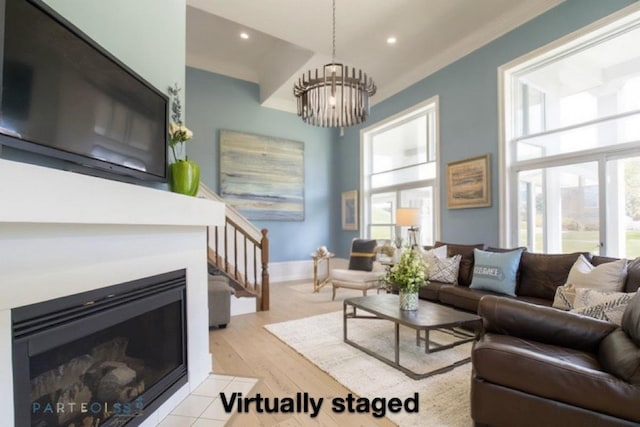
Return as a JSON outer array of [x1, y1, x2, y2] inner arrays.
[[470, 248, 524, 296]]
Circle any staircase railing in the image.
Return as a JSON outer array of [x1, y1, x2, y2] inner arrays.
[[198, 184, 270, 311]]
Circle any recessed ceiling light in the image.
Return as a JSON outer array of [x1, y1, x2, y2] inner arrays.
[[240, 32, 249, 40], [387, 36, 397, 45]]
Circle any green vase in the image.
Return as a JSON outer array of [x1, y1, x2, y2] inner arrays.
[[169, 160, 200, 196]]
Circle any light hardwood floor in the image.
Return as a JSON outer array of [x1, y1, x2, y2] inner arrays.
[[208, 281, 396, 427]]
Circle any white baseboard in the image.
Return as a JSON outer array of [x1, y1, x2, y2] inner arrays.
[[230, 294, 257, 316], [229, 258, 351, 317], [269, 258, 349, 283]]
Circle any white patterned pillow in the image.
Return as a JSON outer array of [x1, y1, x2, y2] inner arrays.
[[570, 288, 636, 325], [428, 254, 462, 284], [552, 284, 577, 310], [422, 245, 447, 264]]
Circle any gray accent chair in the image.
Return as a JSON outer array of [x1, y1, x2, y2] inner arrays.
[[208, 275, 234, 328]]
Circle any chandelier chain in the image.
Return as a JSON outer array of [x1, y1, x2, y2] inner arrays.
[[332, 0, 336, 62]]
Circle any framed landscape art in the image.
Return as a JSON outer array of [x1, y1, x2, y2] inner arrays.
[[446, 154, 491, 209]]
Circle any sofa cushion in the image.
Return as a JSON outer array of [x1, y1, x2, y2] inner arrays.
[[571, 289, 636, 325], [418, 282, 442, 301], [599, 329, 640, 385], [422, 245, 451, 281], [422, 245, 447, 263], [552, 284, 577, 310], [473, 334, 640, 423], [428, 254, 462, 284], [470, 248, 524, 297], [517, 252, 589, 300], [332, 268, 382, 284], [566, 255, 627, 292], [438, 285, 500, 313], [348, 239, 377, 271], [591, 256, 640, 293], [434, 241, 484, 287]]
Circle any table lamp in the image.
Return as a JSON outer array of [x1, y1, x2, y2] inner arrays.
[[395, 208, 420, 248]]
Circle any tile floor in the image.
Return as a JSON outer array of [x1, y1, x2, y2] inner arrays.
[[158, 374, 259, 427]]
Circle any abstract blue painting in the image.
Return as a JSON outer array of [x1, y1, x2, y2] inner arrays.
[[220, 130, 304, 220]]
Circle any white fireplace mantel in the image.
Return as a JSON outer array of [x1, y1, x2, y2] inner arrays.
[[0, 158, 225, 426], [0, 158, 219, 226]]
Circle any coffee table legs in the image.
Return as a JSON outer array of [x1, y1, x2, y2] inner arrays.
[[416, 328, 477, 353], [395, 323, 400, 365], [344, 301, 474, 380]]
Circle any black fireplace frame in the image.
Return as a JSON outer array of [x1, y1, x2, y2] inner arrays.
[[12, 269, 188, 427]]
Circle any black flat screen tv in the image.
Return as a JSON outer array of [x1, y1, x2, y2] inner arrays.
[[0, 0, 168, 182]]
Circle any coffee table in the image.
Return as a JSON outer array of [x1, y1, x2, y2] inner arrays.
[[343, 294, 482, 379]]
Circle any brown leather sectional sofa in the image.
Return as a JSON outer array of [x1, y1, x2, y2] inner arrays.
[[417, 242, 640, 426], [472, 294, 640, 426], [420, 241, 640, 312]]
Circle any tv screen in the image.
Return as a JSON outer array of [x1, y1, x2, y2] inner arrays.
[[0, 0, 168, 182]]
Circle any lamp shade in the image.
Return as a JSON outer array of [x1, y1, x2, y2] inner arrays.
[[395, 208, 420, 227]]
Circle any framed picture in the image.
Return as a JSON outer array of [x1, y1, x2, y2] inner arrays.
[[341, 190, 358, 230], [446, 154, 491, 209]]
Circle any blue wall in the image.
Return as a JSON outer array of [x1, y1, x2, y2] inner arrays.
[[185, 67, 337, 262], [186, 0, 636, 261], [334, 0, 637, 256]]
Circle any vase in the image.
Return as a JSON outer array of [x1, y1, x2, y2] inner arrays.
[[399, 289, 419, 310], [169, 160, 200, 196]]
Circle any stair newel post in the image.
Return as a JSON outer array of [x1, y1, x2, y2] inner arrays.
[[260, 228, 270, 311]]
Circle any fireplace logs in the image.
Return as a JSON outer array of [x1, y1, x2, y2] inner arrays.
[[30, 337, 147, 427]]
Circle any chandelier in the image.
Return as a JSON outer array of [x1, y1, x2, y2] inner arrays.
[[293, 0, 376, 128]]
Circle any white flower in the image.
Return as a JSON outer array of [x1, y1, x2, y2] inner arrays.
[[169, 122, 193, 146]]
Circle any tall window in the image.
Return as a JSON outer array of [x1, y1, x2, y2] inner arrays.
[[502, 6, 640, 257], [362, 97, 439, 247]]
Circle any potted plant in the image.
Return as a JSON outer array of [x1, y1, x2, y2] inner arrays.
[[383, 248, 428, 310], [167, 83, 199, 196]]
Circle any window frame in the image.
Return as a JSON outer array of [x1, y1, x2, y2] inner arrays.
[[360, 96, 441, 245], [499, 3, 640, 252]]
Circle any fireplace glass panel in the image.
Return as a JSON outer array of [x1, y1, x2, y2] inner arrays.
[[29, 300, 183, 427]]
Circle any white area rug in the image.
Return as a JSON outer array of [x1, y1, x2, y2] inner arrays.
[[265, 310, 473, 427]]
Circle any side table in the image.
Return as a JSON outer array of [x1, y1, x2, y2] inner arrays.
[[311, 252, 334, 292]]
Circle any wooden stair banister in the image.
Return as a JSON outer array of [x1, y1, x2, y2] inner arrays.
[[261, 228, 269, 311], [199, 183, 270, 311]]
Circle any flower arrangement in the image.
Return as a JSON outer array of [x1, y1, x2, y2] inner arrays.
[[383, 248, 428, 293], [168, 83, 193, 162], [167, 83, 199, 196]]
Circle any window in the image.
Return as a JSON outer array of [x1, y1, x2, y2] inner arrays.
[[502, 5, 640, 258], [361, 97, 439, 247]]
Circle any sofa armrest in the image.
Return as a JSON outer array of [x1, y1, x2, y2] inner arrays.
[[478, 295, 617, 353]]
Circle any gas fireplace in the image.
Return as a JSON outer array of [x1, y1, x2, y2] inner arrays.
[[12, 269, 188, 427]]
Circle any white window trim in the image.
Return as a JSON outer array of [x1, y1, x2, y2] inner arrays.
[[498, 2, 640, 248], [359, 95, 441, 241]]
